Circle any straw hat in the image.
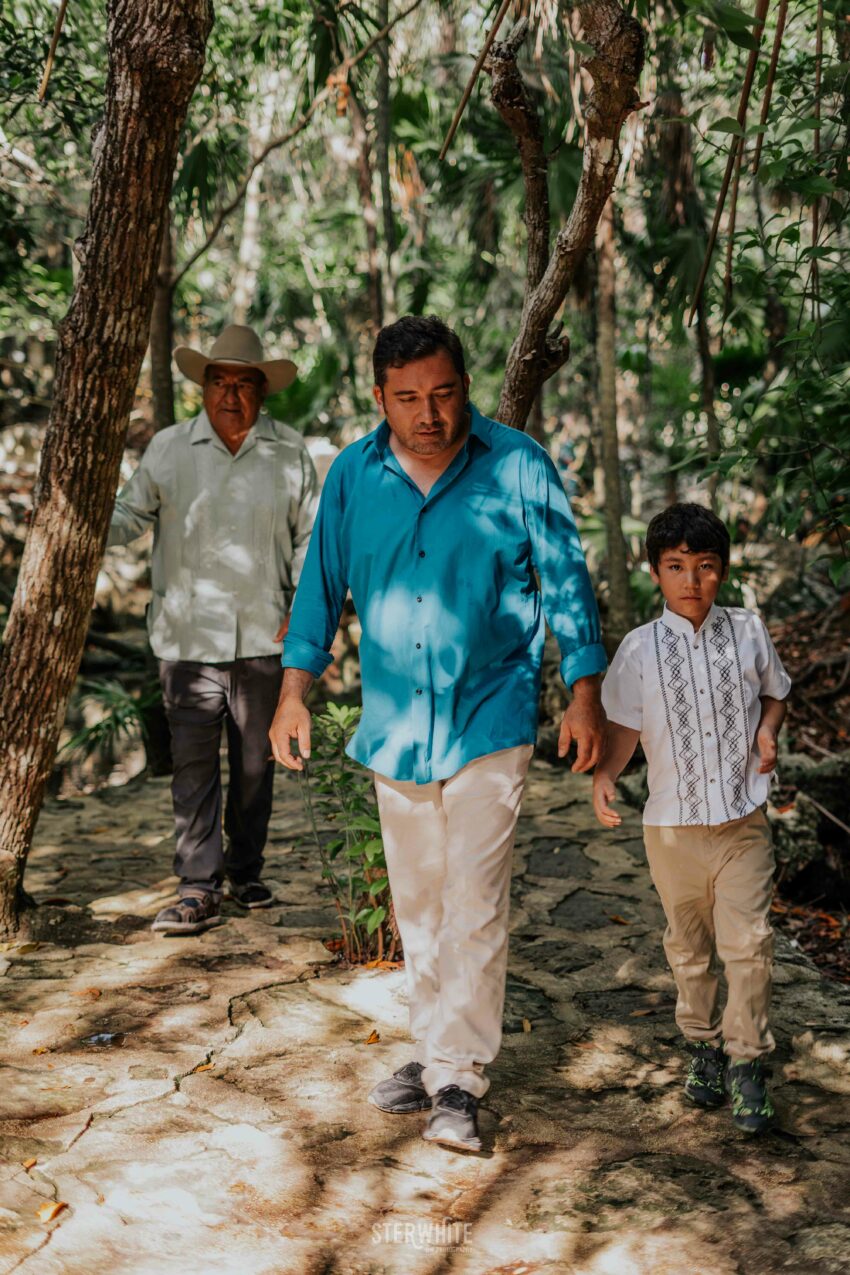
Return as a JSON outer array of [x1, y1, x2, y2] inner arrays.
[[174, 324, 297, 394]]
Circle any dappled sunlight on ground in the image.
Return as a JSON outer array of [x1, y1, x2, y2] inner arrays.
[[1, 761, 849, 1272]]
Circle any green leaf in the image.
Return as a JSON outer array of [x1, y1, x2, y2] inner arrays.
[[708, 116, 744, 137], [829, 559, 850, 589], [366, 906, 387, 935]]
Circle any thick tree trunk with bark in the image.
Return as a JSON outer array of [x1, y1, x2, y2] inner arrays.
[[149, 211, 176, 431], [596, 199, 634, 650], [0, 0, 212, 937], [485, 2, 644, 430]]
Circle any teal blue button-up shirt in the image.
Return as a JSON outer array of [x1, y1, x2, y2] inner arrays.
[[283, 405, 606, 783]]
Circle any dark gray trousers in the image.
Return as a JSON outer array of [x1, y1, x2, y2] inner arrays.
[[158, 657, 283, 897]]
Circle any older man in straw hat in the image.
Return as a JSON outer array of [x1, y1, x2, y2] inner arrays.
[[108, 324, 319, 935]]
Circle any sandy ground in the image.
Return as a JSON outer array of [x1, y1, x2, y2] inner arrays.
[[1, 758, 849, 1275]]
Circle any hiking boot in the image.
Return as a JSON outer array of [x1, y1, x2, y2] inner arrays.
[[368, 1061, 431, 1114], [684, 1041, 727, 1108], [152, 892, 224, 935], [726, 1058, 775, 1134], [228, 880, 275, 909], [422, 1085, 481, 1152]]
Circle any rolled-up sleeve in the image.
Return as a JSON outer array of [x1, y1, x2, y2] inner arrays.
[[282, 457, 349, 677], [525, 446, 607, 688]]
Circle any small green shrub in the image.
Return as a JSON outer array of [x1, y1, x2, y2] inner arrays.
[[299, 702, 397, 964]]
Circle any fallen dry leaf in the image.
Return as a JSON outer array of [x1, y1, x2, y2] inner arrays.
[[22, 1158, 37, 1171], [32, 1047, 49, 1056], [629, 1008, 657, 1018], [71, 988, 102, 1000], [608, 915, 630, 925], [37, 1201, 67, 1224], [574, 1041, 601, 1051], [365, 1029, 381, 1045], [522, 1018, 532, 1033], [192, 1062, 214, 1073]]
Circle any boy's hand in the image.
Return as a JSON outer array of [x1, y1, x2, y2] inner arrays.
[[756, 725, 778, 774], [593, 773, 621, 827]]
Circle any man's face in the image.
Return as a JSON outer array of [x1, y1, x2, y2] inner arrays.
[[203, 365, 266, 434], [650, 542, 727, 620], [373, 350, 470, 457]]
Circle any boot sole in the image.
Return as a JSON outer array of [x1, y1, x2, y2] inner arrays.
[[152, 915, 225, 935], [368, 1093, 431, 1114], [684, 1089, 726, 1109]]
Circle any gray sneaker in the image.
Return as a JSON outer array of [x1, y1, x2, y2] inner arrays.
[[422, 1085, 481, 1151], [368, 1061, 431, 1113], [152, 892, 224, 935]]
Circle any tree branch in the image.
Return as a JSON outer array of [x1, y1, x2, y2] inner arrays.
[[170, 0, 426, 288], [493, 0, 644, 429], [484, 18, 550, 293]]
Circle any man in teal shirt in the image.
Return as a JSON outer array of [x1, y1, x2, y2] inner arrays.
[[270, 316, 606, 1151]]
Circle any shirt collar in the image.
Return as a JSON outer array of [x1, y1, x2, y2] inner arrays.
[[190, 409, 276, 449], [372, 401, 492, 459], [660, 601, 722, 638]]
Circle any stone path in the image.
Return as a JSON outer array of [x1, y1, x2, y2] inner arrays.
[[1, 760, 849, 1274]]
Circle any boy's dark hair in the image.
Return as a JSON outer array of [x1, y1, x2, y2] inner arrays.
[[646, 502, 731, 571], [373, 315, 466, 387]]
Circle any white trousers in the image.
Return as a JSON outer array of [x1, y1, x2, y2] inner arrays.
[[373, 744, 533, 1099]]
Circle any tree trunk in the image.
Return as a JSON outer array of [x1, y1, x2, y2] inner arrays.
[[596, 199, 633, 650], [232, 70, 280, 325], [375, 0, 397, 320], [0, 0, 212, 937], [492, 1, 644, 430], [695, 296, 720, 510], [149, 210, 176, 431], [349, 87, 384, 334]]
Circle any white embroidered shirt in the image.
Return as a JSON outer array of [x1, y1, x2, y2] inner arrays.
[[602, 604, 792, 827]]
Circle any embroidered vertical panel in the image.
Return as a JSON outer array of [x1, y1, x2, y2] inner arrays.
[[709, 611, 749, 818], [654, 621, 700, 824]]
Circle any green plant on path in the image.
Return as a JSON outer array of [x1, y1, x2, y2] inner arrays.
[[298, 702, 397, 965]]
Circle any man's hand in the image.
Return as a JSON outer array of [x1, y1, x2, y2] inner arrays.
[[593, 773, 621, 828], [273, 615, 290, 644], [269, 695, 312, 771], [756, 725, 778, 774], [558, 675, 606, 773]]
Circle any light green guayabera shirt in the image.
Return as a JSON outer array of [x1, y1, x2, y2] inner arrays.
[[108, 410, 319, 663]]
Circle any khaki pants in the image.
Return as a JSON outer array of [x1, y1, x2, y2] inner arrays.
[[373, 745, 533, 1098], [643, 808, 775, 1061]]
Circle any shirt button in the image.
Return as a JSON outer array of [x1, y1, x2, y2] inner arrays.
[[416, 596, 422, 603], [419, 550, 426, 558], [710, 778, 716, 784], [699, 689, 705, 695], [415, 688, 422, 695], [705, 731, 712, 737], [416, 642, 421, 649]]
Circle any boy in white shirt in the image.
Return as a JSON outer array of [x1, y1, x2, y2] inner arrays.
[[593, 503, 791, 1134]]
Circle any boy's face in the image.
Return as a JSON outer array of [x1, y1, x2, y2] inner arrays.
[[650, 542, 728, 624]]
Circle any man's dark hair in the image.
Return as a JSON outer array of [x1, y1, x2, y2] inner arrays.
[[373, 315, 466, 387], [645, 502, 731, 571]]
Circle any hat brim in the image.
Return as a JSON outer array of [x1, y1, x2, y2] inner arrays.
[[174, 347, 298, 395]]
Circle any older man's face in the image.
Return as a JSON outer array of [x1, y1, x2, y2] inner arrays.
[[203, 365, 266, 435]]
